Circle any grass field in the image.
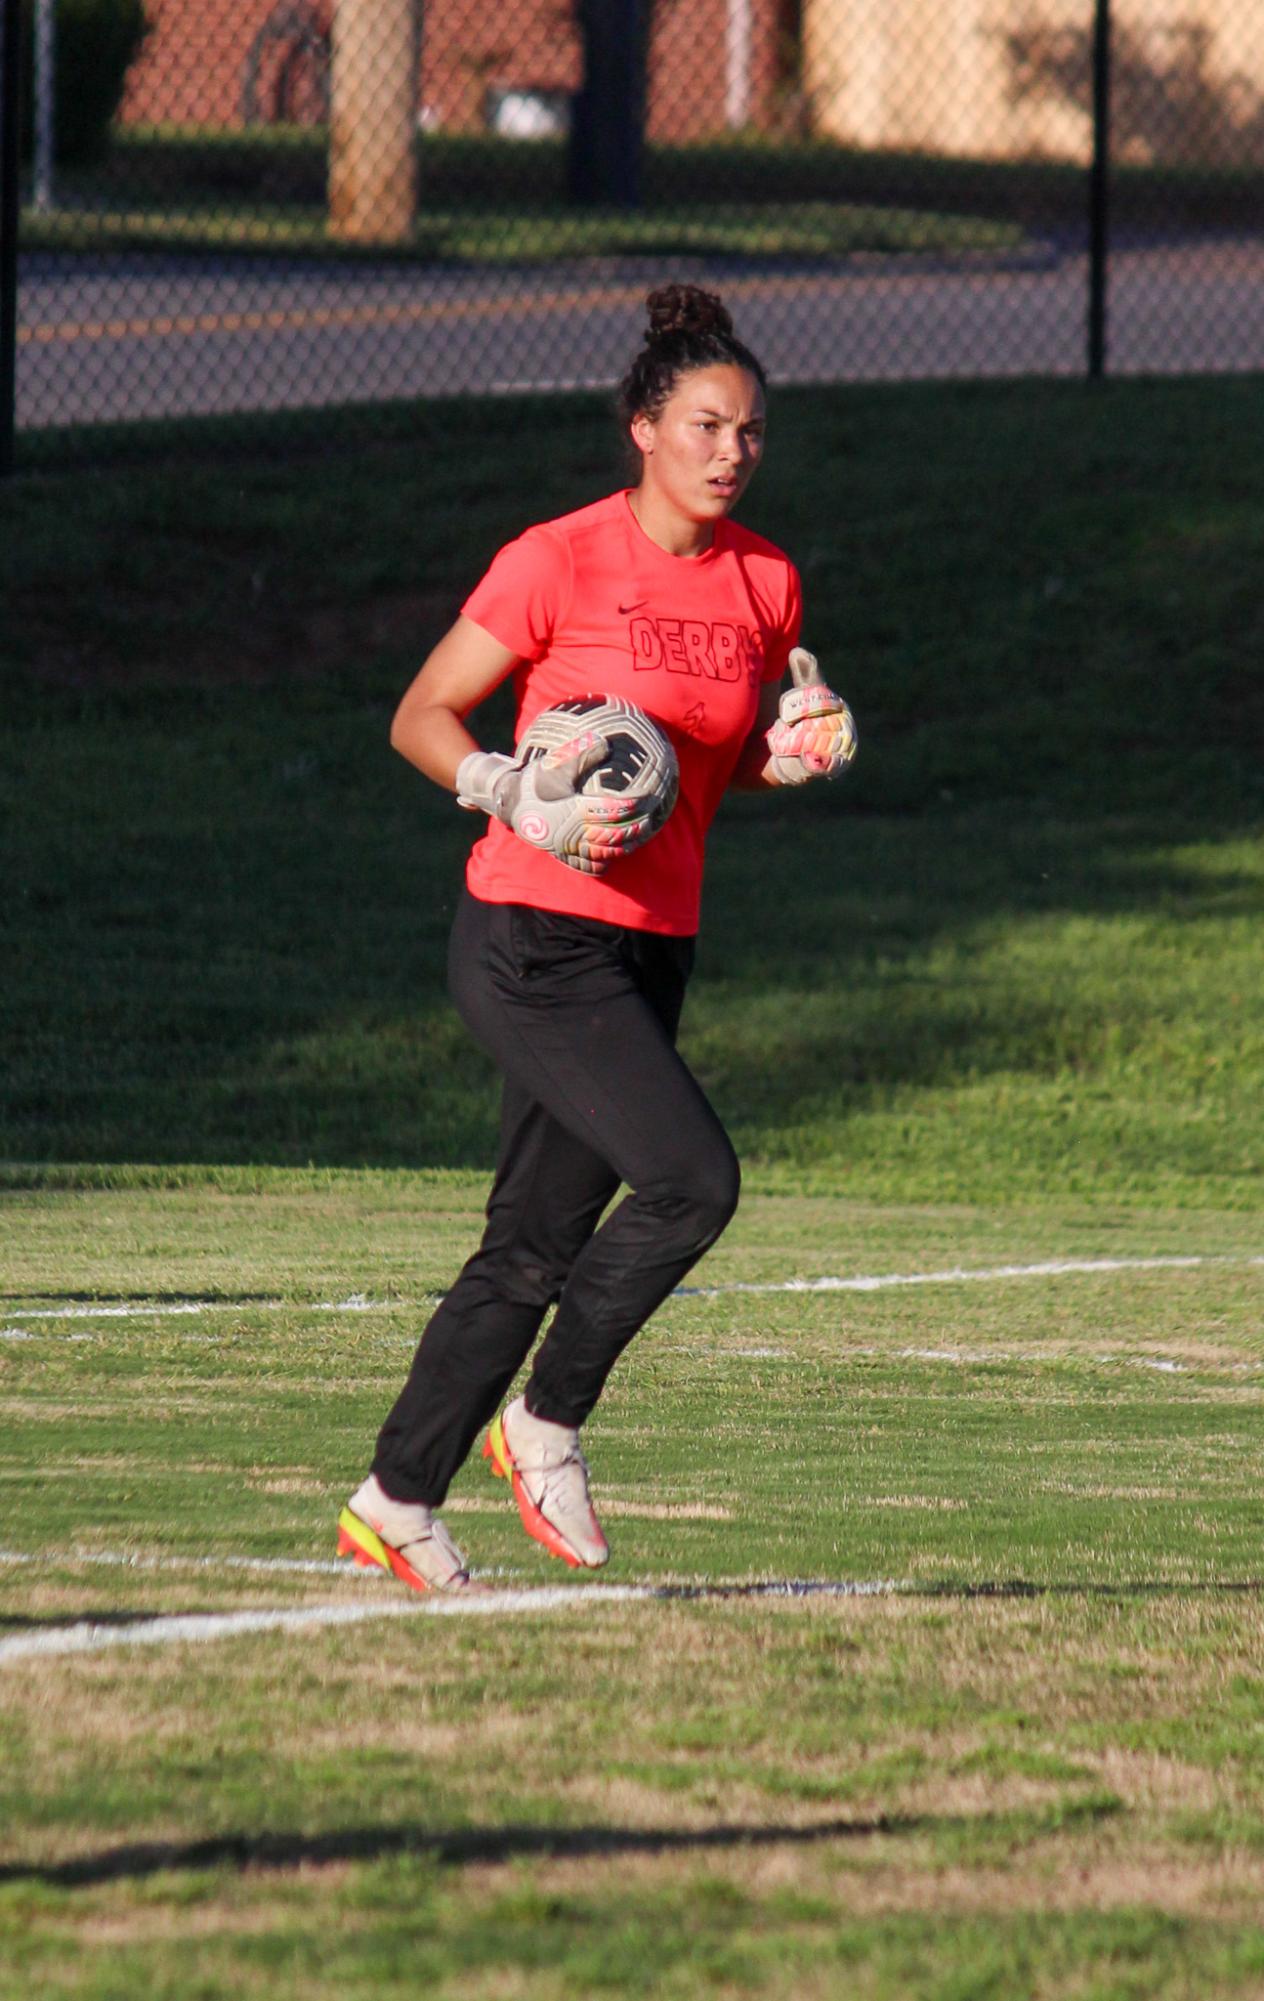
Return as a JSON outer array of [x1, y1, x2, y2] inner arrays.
[[29, 128, 1264, 253], [2, 375, 1263, 1995], [24, 130, 1029, 262], [18, 198, 1021, 264], [4, 1190, 1264, 1997]]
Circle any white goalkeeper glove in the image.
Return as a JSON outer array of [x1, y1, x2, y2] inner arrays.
[[765, 647, 858, 786], [455, 731, 660, 876]]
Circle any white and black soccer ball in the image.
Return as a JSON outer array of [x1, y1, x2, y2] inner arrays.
[[517, 695, 679, 839]]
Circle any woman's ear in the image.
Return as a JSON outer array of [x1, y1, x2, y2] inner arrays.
[[630, 412, 655, 458]]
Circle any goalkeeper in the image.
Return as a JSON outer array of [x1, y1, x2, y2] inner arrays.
[[338, 283, 857, 1593]]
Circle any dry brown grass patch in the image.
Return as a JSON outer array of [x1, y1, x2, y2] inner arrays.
[[459, 1829, 1264, 1924]]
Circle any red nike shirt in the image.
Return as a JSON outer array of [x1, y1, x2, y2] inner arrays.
[[461, 490, 802, 934]]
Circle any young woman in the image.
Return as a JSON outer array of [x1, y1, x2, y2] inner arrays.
[[337, 283, 856, 1592]]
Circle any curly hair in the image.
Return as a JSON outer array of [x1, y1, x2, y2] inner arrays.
[[617, 283, 767, 432]]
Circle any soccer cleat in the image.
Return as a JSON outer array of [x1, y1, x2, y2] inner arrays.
[[483, 1396, 609, 1569], [336, 1474, 473, 1593]]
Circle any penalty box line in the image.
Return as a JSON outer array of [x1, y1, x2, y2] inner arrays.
[[4, 1253, 1262, 1331], [0, 1575, 898, 1668]]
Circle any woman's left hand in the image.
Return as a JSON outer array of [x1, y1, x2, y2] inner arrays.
[[764, 648, 858, 785]]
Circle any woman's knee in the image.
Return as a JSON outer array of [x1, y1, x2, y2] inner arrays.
[[697, 1137, 741, 1239], [653, 1131, 740, 1245]]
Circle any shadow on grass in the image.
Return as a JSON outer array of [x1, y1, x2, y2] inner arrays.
[[3, 380, 1262, 1176], [0, 1812, 940, 1888], [910, 1579, 1264, 1600], [645, 1580, 1264, 1609], [0, 1292, 285, 1306], [4, 787, 1259, 1175], [0, 1611, 185, 1633]]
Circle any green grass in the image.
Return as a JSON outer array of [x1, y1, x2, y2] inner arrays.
[[2, 1188, 1264, 1996], [37, 126, 1264, 237], [2, 377, 1261, 1201], [19, 198, 1020, 263], [2, 374, 1263, 1995], [21, 120, 1264, 265], [22, 128, 1030, 262]]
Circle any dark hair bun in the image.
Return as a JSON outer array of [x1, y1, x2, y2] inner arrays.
[[645, 283, 733, 345], [617, 279, 765, 431]]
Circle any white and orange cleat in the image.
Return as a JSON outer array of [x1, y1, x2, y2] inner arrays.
[[484, 1396, 609, 1569], [337, 1474, 474, 1593]]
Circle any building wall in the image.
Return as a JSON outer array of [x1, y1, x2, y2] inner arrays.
[[121, 0, 787, 143], [801, 0, 1264, 164], [120, 0, 1264, 161]]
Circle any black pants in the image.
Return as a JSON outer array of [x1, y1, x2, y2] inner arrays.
[[372, 890, 741, 1506]]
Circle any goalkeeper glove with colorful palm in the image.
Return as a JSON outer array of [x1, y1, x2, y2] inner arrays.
[[765, 647, 858, 785], [456, 733, 659, 876]]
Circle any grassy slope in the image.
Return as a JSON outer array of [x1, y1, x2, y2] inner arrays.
[[2, 377, 1262, 1202]]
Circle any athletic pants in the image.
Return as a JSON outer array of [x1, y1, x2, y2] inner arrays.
[[372, 889, 741, 1506]]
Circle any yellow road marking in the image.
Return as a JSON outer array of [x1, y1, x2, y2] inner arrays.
[[19, 272, 849, 349]]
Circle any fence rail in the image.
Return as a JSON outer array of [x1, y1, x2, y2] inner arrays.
[[2, 0, 1263, 470]]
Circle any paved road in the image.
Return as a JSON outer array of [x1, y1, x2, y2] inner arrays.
[[14, 238, 1264, 430]]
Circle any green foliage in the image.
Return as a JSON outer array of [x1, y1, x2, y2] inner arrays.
[[20, 0, 148, 167]]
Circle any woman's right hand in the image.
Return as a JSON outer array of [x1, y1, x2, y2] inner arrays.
[[456, 734, 659, 876]]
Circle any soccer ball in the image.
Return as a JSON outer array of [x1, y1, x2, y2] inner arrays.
[[517, 695, 679, 840]]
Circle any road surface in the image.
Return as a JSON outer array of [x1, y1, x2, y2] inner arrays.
[[14, 237, 1264, 430]]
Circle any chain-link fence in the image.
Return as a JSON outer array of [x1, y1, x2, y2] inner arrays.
[[2, 0, 1263, 466]]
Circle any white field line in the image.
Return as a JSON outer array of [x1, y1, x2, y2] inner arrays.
[[0, 1547, 371, 1578], [2, 1252, 1258, 1663], [0, 1578, 896, 1667], [678, 1254, 1264, 1298], [2, 1294, 386, 1323], [5, 1254, 1262, 1330], [714, 1345, 1229, 1374]]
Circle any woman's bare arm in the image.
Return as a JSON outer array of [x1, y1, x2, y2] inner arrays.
[[727, 679, 784, 791], [389, 615, 522, 792]]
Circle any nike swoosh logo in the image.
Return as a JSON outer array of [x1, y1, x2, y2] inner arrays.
[[618, 600, 647, 615]]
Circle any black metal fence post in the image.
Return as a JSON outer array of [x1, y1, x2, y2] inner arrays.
[[0, 0, 21, 476], [568, 0, 650, 209], [1087, 0, 1112, 380]]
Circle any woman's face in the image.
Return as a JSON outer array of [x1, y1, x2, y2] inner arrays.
[[630, 363, 766, 525]]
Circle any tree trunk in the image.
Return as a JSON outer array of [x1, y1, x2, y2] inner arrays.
[[329, 0, 419, 244]]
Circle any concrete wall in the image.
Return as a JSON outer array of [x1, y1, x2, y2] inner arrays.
[[801, 0, 1264, 164]]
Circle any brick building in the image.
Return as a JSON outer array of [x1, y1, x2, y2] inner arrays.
[[120, 0, 1264, 166], [120, 0, 795, 143]]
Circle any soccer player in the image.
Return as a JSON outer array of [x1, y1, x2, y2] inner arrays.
[[337, 283, 856, 1591]]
